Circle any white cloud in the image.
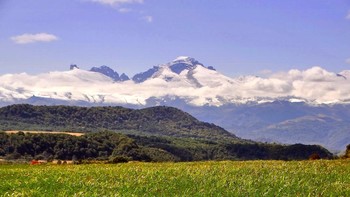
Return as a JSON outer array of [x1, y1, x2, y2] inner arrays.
[[347, 11, 350, 20], [346, 58, 350, 64], [11, 33, 58, 44], [118, 8, 132, 13], [142, 15, 153, 23], [301, 66, 336, 82], [89, 0, 143, 6], [1, 64, 350, 106]]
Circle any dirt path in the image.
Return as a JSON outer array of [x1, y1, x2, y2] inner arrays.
[[4, 130, 85, 136]]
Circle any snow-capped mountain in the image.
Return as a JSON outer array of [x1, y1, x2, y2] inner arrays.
[[1, 56, 350, 106], [338, 70, 350, 79], [132, 56, 215, 83], [1, 56, 350, 152], [90, 65, 129, 81]]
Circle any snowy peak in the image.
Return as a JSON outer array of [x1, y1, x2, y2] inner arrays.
[[132, 66, 160, 83], [90, 65, 129, 81], [172, 56, 201, 65], [169, 56, 208, 74], [2, 57, 350, 107], [132, 56, 216, 83], [338, 70, 350, 79], [132, 57, 232, 93], [172, 56, 215, 70], [120, 73, 130, 81], [90, 65, 119, 80], [70, 64, 79, 70]]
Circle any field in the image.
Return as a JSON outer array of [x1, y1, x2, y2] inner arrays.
[[0, 160, 350, 196], [4, 130, 84, 136]]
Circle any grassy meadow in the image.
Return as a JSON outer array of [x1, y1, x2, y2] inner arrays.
[[0, 160, 350, 196]]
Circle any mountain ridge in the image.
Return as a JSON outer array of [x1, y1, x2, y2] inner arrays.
[[90, 65, 130, 81], [1, 57, 350, 152], [1, 56, 349, 106]]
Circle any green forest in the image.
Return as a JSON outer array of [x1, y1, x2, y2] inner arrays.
[[0, 104, 333, 162], [0, 104, 237, 140]]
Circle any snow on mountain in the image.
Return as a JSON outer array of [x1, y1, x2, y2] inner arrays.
[[0, 57, 350, 106], [90, 65, 129, 81], [132, 56, 213, 84], [169, 56, 203, 73], [338, 70, 350, 79], [132, 66, 160, 83], [120, 73, 130, 81]]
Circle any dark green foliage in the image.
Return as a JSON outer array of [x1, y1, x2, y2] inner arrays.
[[309, 153, 321, 160], [0, 104, 237, 140], [220, 142, 332, 160], [0, 104, 334, 161], [343, 144, 350, 158], [0, 131, 190, 161], [108, 156, 129, 163], [0, 131, 333, 161], [0, 131, 133, 160]]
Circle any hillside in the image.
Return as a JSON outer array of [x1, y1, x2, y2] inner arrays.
[[0, 104, 333, 161], [0, 104, 238, 141]]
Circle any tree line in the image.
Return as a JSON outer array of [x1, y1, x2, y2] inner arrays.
[[0, 131, 333, 162]]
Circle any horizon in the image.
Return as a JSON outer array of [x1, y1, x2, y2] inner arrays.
[[1, 0, 350, 77]]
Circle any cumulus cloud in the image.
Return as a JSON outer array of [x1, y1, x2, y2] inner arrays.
[[89, 0, 143, 6], [142, 15, 153, 23], [1, 65, 350, 106], [11, 33, 58, 44], [301, 67, 336, 82]]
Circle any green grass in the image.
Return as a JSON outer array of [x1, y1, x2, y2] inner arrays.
[[0, 160, 350, 196]]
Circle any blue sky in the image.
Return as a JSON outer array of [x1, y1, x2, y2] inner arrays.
[[1, 0, 350, 77]]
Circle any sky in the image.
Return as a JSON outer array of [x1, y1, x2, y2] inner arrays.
[[0, 0, 350, 77]]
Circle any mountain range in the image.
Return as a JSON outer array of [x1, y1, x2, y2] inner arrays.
[[0, 56, 349, 152]]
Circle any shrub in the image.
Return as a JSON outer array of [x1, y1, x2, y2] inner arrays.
[[309, 153, 321, 160], [344, 144, 350, 158], [108, 156, 130, 163]]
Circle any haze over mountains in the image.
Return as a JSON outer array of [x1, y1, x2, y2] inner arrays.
[[0, 57, 349, 152]]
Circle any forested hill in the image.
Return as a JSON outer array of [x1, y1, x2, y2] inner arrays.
[[0, 104, 334, 161], [0, 104, 238, 141]]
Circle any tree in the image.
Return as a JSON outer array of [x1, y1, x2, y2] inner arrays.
[[309, 153, 321, 160], [345, 144, 350, 158]]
